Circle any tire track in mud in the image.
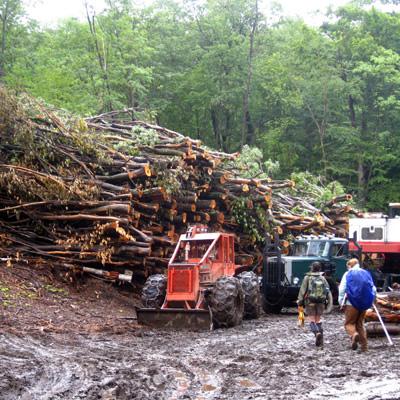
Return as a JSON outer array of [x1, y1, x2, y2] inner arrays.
[[162, 361, 222, 400], [0, 335, 126, 399], [1, 312, 400, 400], [141, 331, 224, 399]]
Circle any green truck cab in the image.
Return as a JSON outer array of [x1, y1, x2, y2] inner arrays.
[[261, 235, 355, 313]]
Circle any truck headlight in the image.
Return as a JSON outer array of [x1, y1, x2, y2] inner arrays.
[[293, 277, 300, 285]]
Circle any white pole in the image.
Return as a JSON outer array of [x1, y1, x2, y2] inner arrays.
[[340, 293, 347, 309], [372, 303, 394, 346]]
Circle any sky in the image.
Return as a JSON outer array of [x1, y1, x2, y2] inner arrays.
[[26, 0, 352, 26]]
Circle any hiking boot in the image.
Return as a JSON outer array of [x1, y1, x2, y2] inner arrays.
[[351, 333, 359, 350], [316, 323, 324, 347], [310, 322, 317, 336], [315, 332, 323, 347]]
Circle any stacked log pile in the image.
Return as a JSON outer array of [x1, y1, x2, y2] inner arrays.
[[366, 291, 400, 336], [0, 89, 356, 287]]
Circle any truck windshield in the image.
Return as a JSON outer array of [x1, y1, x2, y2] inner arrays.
[[292, 241, 329, 257], [173, 240, 214, 262], [389, 206, 400, 218]]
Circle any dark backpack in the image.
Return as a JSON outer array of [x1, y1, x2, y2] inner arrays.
[[307, 275, 329, 303], [346, 269, 375, 311]]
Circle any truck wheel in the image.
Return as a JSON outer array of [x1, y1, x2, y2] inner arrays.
[[237, 271, 261, 319], [141, 274, 167, 308], [324, 291, 334, 314], [325, 276, 339, 305], [262, 298, 283, 314], [209, 276, 244, 329]]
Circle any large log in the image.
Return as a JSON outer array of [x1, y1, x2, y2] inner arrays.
[[95, 166, 151, 182], [35, 213, 130, 224], [195, 199, 216, 210], [366, 322, 400, 336], [176, 203, 196, 213]]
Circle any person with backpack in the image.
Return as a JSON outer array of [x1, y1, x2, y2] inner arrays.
[[298, 262, 331, 347], [338, 258, 376, 352]]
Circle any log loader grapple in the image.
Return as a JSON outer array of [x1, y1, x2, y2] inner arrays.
[[137, 225, 260, 329]]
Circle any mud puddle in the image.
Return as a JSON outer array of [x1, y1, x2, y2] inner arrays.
[[0, 311, 399, 400], [310, 375, 400, 400]]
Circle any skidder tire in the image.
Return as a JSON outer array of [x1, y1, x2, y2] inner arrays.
[[237, 271, 261, 319], [141, 274, 167, 308], [209, 276, 244, 329]]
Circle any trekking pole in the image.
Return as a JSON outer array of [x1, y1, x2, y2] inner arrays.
[[372, 303, 394, 346], [340, 294, 347, 310]]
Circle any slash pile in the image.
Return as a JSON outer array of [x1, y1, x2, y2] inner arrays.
[[0, 89, 356, 287]]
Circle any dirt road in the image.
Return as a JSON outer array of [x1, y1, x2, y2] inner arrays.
[[1, 310, 399, 400]]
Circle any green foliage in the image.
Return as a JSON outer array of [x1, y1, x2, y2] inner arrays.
[[225, 145, 279, 179], [154, 164, 191, 195], [43, 284, 68, 295], [114, 127, 160, 155], [0, 89, 108, 201], [0, 90, 108, 169], [290, 171, 347, 208], [132, 127, 159, 147], [2, 1, 400, 210], [231, 198, 270, 243], [0, 86, 35, 151], [0, 0, 25, 77]]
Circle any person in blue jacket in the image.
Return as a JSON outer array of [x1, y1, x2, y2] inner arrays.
[[339, 258, 376, 352]]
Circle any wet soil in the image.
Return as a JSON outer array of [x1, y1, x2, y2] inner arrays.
[[1, 264, 400, 400], [0, 262, 139, 335]]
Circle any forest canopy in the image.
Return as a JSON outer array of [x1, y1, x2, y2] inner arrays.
[[1, 0, 400, 211]]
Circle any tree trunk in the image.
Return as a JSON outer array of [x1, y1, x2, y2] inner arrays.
[[357, 158, 367, 206], [85, 2, 113, 111], [304, 96, 328, 177], [211, 107, 220, 149], [357, 111, 369, 207], [222, 110, 230, 153], [0, 0, 10, 79], [241, 0, 258, 147], [348, 95, 356, 128]]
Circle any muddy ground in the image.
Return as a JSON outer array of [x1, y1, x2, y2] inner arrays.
[[1, 264, 400, 400]]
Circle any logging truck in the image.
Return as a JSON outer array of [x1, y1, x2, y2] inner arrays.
[[261, 233, 358, 313], [349, 203, 400, 289]]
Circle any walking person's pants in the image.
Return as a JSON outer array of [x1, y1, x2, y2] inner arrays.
[[344, 305, 368, 350]]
